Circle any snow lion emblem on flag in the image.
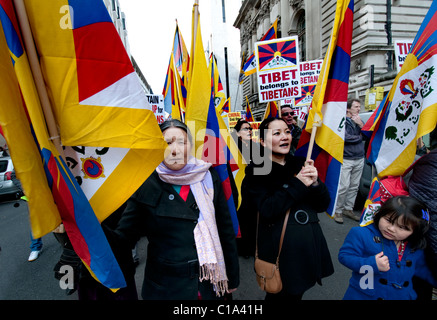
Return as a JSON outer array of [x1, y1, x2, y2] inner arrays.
[[385, 66, 435, 145]]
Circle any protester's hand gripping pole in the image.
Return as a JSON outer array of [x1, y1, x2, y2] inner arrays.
[[306, 113, 322, 163]]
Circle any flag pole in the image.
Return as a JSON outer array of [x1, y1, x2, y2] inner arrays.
[[277, 100, 282, 117], [262, 101, 268, 119], [192, 0, 199, 59], [306, 113, 322, 162], [13, 0, 64, 157], [188, 0, 199, 94]]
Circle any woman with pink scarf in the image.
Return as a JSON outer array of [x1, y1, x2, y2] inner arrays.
[[112, 119, 239, 300]]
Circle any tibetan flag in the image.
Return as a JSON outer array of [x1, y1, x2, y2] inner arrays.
[[242, 53, 256, 77], [19, 0, 166, 222], [295, 0, 354, 216], [362, 94, 388, 137], [173, 22, 190, 81], [211, 54, 226, 113], [243, 19, 278, 76], [203, 58, 243, 235], [185, 10, 243, 235], [173, 22, 189, 109], [366, 1, 437, 177], [0, 3, 60, 236], [185, 11, 211, 154], [0, 13, 126, 290], [263, 101, 279, 119], [359, 177, 381, 227], [23, 0, 165, 150], [163, 53, 183, 120], [246, 96, 254, 122], [220, 97, 230, 114]]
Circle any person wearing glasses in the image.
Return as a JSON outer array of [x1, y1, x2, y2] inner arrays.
[[232, 119, 261, 257], [281, 105, 301, 156], [232, 118, 260, 165]]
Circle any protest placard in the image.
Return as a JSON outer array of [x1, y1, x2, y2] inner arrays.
[[295, 60, 322, 107], [255, 36, 301, 103], [394, 40, 413, 71], [146, 94, 165, 124]]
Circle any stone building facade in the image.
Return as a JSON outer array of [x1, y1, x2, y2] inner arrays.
[[234, 0, 432, 120]]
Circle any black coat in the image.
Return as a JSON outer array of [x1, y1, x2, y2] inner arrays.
[[241, 155, 334, 295], [408, 149, 437, 276], [113, 169, 239, 300]]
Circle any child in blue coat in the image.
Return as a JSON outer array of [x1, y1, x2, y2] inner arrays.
[[339, 196, 437, 300]]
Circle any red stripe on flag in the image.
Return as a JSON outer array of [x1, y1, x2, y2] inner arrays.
[[46, 155, 91, 265], [73, 22, 134, 102], [412, 12, 437, 59], [336, 7, 354, 55], [323, 79, 349, 103], [221, 177, 232, 201]]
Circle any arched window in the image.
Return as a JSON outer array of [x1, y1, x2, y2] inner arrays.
[[297, 13, 306, 61]]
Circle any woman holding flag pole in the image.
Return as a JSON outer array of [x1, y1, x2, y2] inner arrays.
[[240, 117, 334, 300]]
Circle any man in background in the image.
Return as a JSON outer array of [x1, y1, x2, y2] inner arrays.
[[334, 99, 365, 223]]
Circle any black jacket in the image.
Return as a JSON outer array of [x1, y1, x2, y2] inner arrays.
[[408, 149, 437, 276], [112, 169, 239, 300], [241, 155, 334, 295], [344, 117, 365, 160]]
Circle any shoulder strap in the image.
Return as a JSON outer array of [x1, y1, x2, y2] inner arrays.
[[256, 209, 291, 266]]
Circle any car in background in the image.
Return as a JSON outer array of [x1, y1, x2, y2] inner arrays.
[[0, 156, 23, 199]]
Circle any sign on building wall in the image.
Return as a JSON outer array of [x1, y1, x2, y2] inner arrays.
[[365, 86, 385, 111], [394, 40, 413, 71], [255, 36, 301, 103]]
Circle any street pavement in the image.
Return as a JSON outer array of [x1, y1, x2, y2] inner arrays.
[[0, 197, 359, 300]]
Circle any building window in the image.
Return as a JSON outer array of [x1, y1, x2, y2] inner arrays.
[[297, 13, 306, 61]]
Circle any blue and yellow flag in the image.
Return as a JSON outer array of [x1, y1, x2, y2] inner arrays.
[[220, 97, 230, 114], [246, 96, 254, 122], [0, 1, 60, 236]]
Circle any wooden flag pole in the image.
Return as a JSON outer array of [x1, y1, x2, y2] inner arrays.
[[13, 0, 64, 157], [187, 0, 199, 95], [277, 100, 281, 117], [306, 113, 322, 162], [192, 0, 199, 59]]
